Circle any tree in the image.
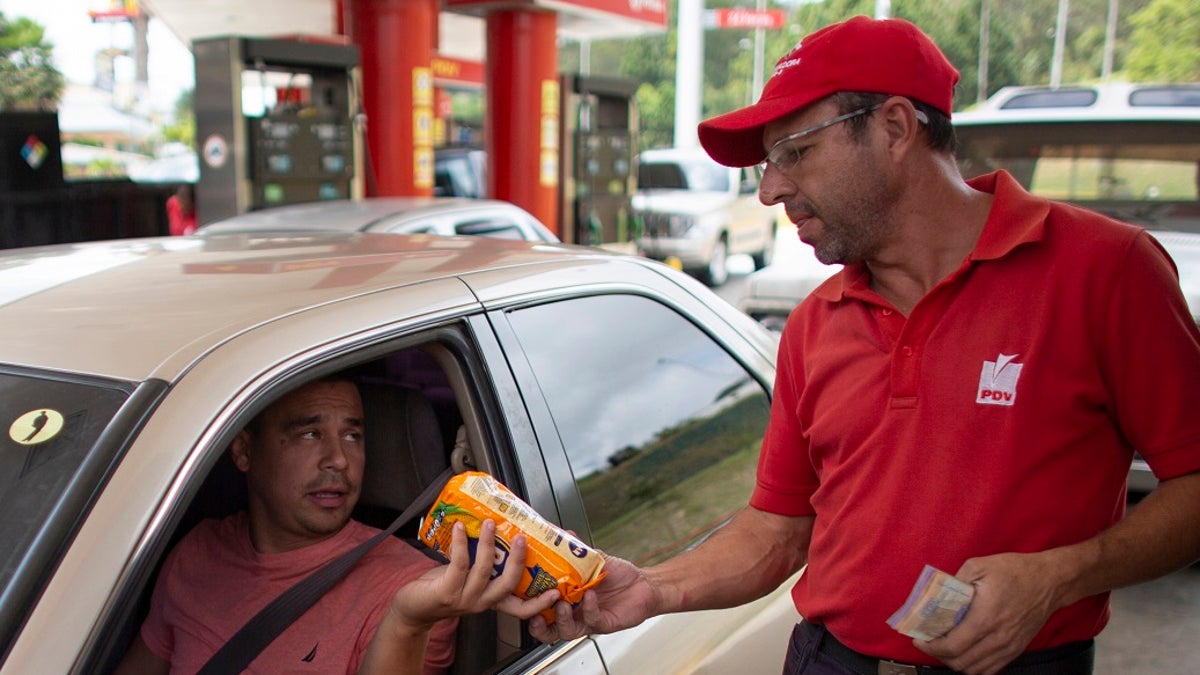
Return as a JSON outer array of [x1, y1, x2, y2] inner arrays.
[[559, 0, 1187, 147], [161, 88, 195, 147], [1124, 0, 1200, 82], [0, 11, 64, 111]]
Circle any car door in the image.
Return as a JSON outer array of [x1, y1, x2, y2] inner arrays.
[[2, 276, 597, 675], [483, 284, 795, 673]]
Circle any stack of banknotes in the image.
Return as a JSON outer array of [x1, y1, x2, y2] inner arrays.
[[886, 565, 975, 640]]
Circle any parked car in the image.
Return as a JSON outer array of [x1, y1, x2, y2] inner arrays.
[[198, 196, 559, 243], [434, 146, 486, 199], [0, 231, 795, 673], [739, 82, 1200, 493], [633, 147, 780, 286], [953, 82, 1200, 235], [740, 225, 841, 332]]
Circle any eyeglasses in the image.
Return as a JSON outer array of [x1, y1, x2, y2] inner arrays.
[[762, 104, 883, 174]]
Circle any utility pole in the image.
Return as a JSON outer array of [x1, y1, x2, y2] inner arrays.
[[751, 0, 766, 102], [1050, 0, 1069, 87], [1102, 0, 1118, 81], [675, 0, 703, 149], [978, 0, 990, 103]]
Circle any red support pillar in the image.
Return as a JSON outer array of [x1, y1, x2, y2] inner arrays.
[[346, 0, 437, 196], [486, 9, 560, 234]]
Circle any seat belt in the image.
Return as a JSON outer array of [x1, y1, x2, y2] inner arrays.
[[197, 467, 454, 675]]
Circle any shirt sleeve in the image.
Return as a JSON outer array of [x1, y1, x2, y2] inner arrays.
[[750, 319, 820, 516], [1101, 230, 1200, 480]]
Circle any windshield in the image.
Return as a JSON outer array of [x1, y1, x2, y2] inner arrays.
[[955, 121, 1200, 231], [639, 159, 730, 192], [0, 368, 132, 593]]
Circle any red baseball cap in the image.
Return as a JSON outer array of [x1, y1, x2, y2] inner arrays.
[[698, 15, 960, 167]]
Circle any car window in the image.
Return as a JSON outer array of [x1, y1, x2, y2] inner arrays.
[[953, 84, 1200, 233], [738, 166, 759, 194], [454, 219, 527, 240], [104, 337, 509, 674], [682, 160, 730, 192], [958, 123, 1200, 203], [638, 159, 730, 192], [638, 162, 687, 189], [0, 369, 131, 593], [505, 294, 770, 565], [434, 151, 484, 198]]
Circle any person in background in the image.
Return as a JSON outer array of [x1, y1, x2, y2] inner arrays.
[[529, 15, 1200, 675], [167, 183, 197, 236], [117, 377, 558, 674]]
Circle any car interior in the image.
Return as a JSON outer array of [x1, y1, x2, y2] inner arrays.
[[98, 336, 538, 674]]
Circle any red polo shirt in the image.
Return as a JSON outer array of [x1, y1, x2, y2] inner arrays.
[[753, 171, 1200, 663]]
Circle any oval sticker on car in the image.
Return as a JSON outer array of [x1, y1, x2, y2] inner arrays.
[[9, 409, 64, 446]]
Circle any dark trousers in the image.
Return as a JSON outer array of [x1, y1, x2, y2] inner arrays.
[[783, 622, 860, 675], [783, 622, 1094, 675]]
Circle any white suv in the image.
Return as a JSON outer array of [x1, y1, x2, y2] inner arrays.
[[633, 147, 780, 286]]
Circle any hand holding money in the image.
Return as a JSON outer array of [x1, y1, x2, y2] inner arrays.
[[887, 565, 975, 641]]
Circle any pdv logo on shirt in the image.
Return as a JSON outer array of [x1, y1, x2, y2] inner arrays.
[[977, 354, 1023, 406]]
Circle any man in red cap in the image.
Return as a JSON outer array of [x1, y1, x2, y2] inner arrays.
[[530, 15, 1200, 675]]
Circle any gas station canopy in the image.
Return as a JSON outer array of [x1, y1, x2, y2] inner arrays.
[[138, 0, 666, 241], [137, 0, 668, 60]]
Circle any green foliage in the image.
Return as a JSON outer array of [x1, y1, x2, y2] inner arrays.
[[160, 88, 195, 146], [450, 90, 485, 125], [0, 11, 64, 111], [635, 80, 677, 150], [1125, 0, 1200, 82], [559, 0, 1190, 146]]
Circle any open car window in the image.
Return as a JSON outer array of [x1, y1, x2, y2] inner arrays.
[[96, 330, 547, 675]]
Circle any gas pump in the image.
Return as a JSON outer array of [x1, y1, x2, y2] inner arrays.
[[559, 75, 639, 251], [192, 36, 361, 225]]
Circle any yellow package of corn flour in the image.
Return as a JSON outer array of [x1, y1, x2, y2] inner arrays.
[[418, 471, 607, 622]]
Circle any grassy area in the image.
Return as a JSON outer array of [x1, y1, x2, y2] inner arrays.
[[576, 393, 768, 565], [1031, 158, 1196, 201]]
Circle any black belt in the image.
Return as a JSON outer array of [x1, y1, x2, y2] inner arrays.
[[801, 622, 1094, 675]]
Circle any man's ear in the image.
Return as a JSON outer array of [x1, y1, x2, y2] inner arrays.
[[230, 430, 252, 473], [878, 97, 923, 156]]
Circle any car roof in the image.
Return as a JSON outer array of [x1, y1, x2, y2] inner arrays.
[[637, 147, 726, 164], [0, 232, 613, 382], [954, 82, 1200, 125], [198, 197, 531, 234]]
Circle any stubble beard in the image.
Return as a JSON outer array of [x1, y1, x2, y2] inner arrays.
[[810, 167, 900, 266]]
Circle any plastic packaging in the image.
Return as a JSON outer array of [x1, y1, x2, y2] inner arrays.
[[418, 471, 607, 622]]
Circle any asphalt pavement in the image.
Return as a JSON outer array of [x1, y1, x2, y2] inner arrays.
[[716, 238, 1200, 674]]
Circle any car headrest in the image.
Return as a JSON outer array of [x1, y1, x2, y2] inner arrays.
[[358, 383, 447, 513]]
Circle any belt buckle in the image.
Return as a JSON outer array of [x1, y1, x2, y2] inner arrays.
[[878, 661, 918, 675]]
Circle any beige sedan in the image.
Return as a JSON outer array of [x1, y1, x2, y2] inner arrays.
[[0, 229, 797, 674]]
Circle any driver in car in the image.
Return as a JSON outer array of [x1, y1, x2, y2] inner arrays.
[[115, 377, 558, 674]]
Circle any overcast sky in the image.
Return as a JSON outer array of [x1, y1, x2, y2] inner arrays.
[[1, 0, 193, 113]]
